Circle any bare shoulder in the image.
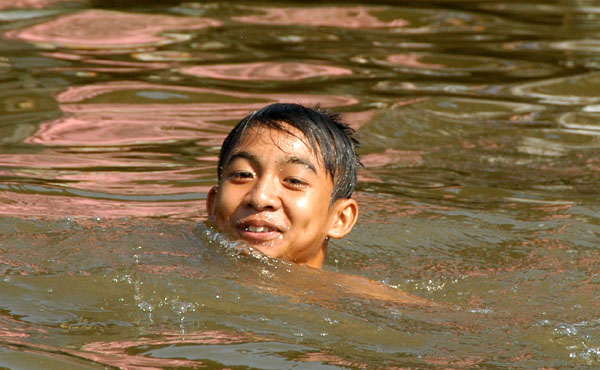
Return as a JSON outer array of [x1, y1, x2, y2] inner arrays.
[[321, 270, 437, 306], [237, 254, 438, 307]]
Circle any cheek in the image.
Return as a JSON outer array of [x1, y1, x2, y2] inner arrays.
[[290, 191, 328, 218], [294, 196, 310, 210], [214, 189, 239, 221]]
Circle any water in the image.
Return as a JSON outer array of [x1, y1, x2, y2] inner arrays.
[[0, 0, 599, 368]]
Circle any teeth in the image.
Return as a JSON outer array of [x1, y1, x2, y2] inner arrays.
[[247, 225, 271, 233]]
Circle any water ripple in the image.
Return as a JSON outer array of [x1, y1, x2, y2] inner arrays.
[[180, 61, 353, 81], [512, 72, 600, 105], [368, 52, 560, 78], [4, 9, 222, 50], [25, 81, 358, 147], [232, 6, 409, 29]]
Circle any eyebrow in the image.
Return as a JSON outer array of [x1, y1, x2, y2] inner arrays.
[[226, 151, 257, 167], [226, 151, 318, 175], [287, 156, 318, 174]]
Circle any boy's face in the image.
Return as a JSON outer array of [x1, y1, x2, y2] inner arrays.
[[207, 124, 357, 269]]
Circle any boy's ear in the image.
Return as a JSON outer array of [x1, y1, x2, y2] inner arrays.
[[206, 186, 218, 221], [327, 198, 359, 239]]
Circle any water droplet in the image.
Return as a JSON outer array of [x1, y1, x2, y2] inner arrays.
[[389, 309, 403, 317], [137, 301, 154, 312], [323, 317, 339, 325], [553, 323, 578, 338], [261, 269, 274, 278], [469, 308, 493, 314]]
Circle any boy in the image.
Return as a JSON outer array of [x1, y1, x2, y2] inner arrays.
[[206, 103, 360, 269], [206, 103, 434, 305]]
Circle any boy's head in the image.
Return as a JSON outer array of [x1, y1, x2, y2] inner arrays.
[[207, 103, 360, 269], [217, 103, 360, 202]]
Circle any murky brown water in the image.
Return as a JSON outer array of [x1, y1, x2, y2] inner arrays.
[[0, 1, 599, 368]]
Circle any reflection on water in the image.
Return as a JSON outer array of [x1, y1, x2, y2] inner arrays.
[[5, 9, 222, 49], [381, 52, 560, 78], [0, 0, 66, 9], [513, 72, 600, 104], [0, 1, 599, 368], [27, 81, 357, 147], [232, 6, 409, 29], [181, 61, 353, 81]]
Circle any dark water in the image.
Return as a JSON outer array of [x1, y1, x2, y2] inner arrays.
[[0, 1, 599, 368]]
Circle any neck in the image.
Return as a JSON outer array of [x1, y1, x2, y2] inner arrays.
[[304, 244, 327, 269]]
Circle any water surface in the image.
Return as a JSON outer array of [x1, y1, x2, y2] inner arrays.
[[0, 1, 599, 368]]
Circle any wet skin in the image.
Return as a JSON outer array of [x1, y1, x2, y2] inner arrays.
[[207, 124, 358, 269]]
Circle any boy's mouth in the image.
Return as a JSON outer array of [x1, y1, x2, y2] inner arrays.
[[234, 219, 285, 243], [245, 225, 275, 233]]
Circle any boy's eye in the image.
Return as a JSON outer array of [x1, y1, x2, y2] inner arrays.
[[228, 171, 254, 182], [284, 177, 308, 189]]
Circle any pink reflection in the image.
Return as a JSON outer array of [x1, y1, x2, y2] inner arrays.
[[54, 169, 212, 196], [75, 331, 259, 369], [0, 154, 213, 201], [1, 336, 203, 370], [0, 153, 156, 168], [40, 51, 84, 61], [0, 255, 49, 275], [0, 0, 66, 9], [0, 190, 208, 219], [181, 61, 353, 81], [0, 249, 50, 275], [47, 55, 172, 73], [0, 330, 29, 338], [17, 81, 358, 218], [342, 110, 378, 130], [423, 355, 485, 368], [233, 6, 408, 28], [26, 81, 358, 147], [27, 116, 227, 146], [361, 149, 425, 168], [83, 331, 253, 351], [299, 352, 368, 368], [54, 81, 358, 106], [41, 51, 174, 74], [386, 54, 445, 69], [5, 9, 222, 49]]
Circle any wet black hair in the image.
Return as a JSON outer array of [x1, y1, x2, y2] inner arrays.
[[217, 103, 361, 202]]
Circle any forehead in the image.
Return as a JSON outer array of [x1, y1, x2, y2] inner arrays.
[[234, 124, 323, 163]]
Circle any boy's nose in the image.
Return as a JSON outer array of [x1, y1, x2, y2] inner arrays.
[[246, 176, 280, 211]]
